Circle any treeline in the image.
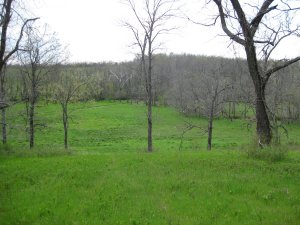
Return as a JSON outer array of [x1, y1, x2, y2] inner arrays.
[[6, 54, 300, 121]]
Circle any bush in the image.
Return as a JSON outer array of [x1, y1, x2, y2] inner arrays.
[[0, 144, 13, 155], [247, 145, 288, 162]]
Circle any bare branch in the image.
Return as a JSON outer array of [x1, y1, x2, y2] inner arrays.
[[264, 56, 300, 81], [250, 0, 277, 36], [212, 0, 246, 45]]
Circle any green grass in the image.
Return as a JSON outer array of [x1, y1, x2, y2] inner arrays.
[[1, 101, 300, 224], [1, 151, 300, 224], [3, 101, 263, 152]]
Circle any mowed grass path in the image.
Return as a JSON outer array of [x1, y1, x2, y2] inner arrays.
[[1, 101, 300, 224]]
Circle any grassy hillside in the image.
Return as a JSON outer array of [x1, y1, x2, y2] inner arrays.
[[4, 101, 299, 153], [1, 152, 300, 224], [1, 101, 300, 224]]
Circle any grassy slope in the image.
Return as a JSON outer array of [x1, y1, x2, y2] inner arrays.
[[1, 152, 300, 225], [4, 101, 272, 152], [1, 101, 300, 224]]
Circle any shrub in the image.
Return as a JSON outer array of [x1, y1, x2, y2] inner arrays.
[[247, 145, 288, 162], [0, 144, 13, 155]]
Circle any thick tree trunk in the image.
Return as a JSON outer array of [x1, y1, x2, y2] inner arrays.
[[245, 44, 271, 146], [29, 101, 35, 148], [0, 70, 6, 144], [255, 89, 271, 145]]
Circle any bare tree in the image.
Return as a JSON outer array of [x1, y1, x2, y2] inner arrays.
[[0, 0, 38, 144], [124, 0, 178, 152], [188, 58, 229, 150], [108, 63, 133, 100], [205, 78, 229, 150], [208, 0, 300, 146], [53, 69, 85, 149], [18, 25, 64, 148]]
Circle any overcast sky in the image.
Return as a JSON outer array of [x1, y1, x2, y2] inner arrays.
[[30, 0, 300, 63]]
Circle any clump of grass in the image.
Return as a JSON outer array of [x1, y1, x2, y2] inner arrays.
[[0, 146, 72, 157], [0, 143, 13, 155], [247, 145, 288, 162]]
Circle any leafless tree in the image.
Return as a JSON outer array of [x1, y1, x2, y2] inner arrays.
[[18, 24, 64, 148], [53, 69, 85, 149], [108, 63, 133, 100], [205, 78, 229, 150], [208, 0, 300, 146], [0, 0, 38, 144], [124, 0, 178, 152], [189, 58, 229, 150]]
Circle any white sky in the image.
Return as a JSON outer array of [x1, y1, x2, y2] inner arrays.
[[29, 0, 300, 63]]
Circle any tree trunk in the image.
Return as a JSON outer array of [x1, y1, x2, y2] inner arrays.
[[147, 58, 153, 152], [232, 101, 236, 118], [228, 102, 231, 120], [63, 118, 68, 149], [1, 108, 6, 144], [245, 44, 271, 146], [243, 104, 247, 118], [63, 106, 68, 149], [0, 70, 6, 145], [147, 95, 152, 152], [255, 91, 271, 145], [207, 102, 214, 151], [29, 101, 35, 148]]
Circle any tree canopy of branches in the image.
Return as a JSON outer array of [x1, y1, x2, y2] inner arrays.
[[209, 0, 300, 146]]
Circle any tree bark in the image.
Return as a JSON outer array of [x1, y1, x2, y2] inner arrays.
[[1, 108, 6, 144], [0, 68, 6, 144], [147, 95, 153, 152], [29, 101, 35, 148], [245, 44, 271, 146], [29, 71, 37, 149], [147, 51, 153, 152], [207, 104, 214, 150], [62, 105, 68, 149], [0, 109, 6, 144]]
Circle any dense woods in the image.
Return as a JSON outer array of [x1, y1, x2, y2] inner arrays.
[[5, 54, 300, 119]]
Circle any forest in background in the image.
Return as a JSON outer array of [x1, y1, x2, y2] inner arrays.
[[6, 54, 300, 120]]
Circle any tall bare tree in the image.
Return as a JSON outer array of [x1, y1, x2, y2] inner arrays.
[[54, 69, 85, 149], [0, 0, 37, 144], [124, 0, 178, 152], [18, 25, 64, 148], [209, 0, 300, 146]]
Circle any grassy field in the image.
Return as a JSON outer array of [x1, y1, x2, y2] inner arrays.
[[5, 101, 299, 152], [1, 101, 300, 224]]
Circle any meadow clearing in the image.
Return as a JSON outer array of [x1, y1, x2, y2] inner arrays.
[[1, 101, 300, 224]]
